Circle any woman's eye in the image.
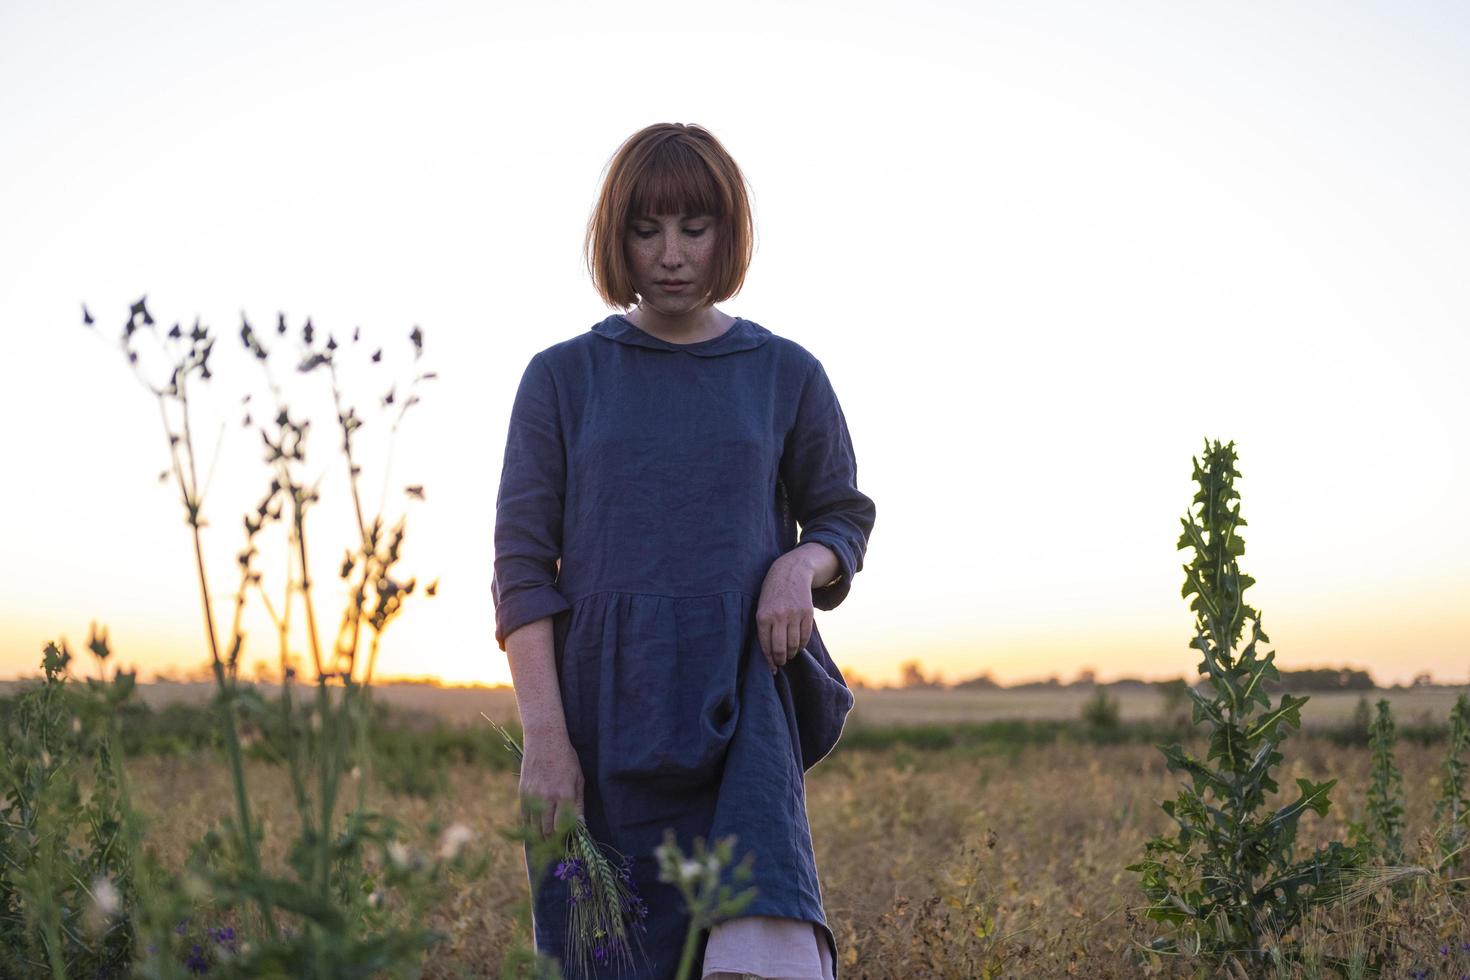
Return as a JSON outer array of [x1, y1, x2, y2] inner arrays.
[[633, 229, 657, 238], [684, 227, 707, 237]]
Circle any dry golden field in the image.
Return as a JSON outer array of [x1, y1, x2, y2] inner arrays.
[[14, 680, 1456, 730], [123, 729, 1470, 979], [841, 686, 1463, 730]]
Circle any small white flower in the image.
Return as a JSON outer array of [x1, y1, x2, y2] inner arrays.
[[679, 858, 703, 884], [437, 823, 475, 861], [387, 841, 410, 869], [91, 876, 121, 917]]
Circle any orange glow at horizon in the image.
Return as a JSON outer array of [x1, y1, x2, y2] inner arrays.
[[4, 580, 1464, 691]]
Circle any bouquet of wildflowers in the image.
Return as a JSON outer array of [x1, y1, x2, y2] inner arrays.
[[486, 715, 650, 976]]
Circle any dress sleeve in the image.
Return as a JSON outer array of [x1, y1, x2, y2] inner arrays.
[[779, 358, 877, 611], [492, 352, 572, 652]]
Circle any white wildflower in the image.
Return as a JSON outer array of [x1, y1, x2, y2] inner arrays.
[[91, 876, 121, 917], [437, 822, 475, 861], [387, 841, 410, 869]]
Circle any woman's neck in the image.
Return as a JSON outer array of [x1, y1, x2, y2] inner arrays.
[[625, 304, 735, 345]]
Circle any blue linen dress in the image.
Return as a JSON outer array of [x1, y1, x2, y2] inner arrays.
[[492, 312, 876, 979]]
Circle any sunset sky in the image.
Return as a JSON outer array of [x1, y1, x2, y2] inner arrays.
[[2, 1, 1466, 688]]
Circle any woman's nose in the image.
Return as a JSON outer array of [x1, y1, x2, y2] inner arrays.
[[660, 237, 684, 267]]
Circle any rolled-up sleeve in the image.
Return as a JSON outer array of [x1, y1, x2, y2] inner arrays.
[[492, 353, 572, 652], [780, 358, 877, 610]]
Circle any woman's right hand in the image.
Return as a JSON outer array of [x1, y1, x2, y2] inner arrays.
[[519, 728, 585, 840]]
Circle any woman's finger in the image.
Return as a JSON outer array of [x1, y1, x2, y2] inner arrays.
[[785, 620, 801, 662], [766, 620, 782, 666]]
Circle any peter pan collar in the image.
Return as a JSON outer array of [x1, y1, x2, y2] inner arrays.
[[590, 314, 772, 356]]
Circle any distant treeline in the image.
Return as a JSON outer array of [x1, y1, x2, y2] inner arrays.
[[895, 662, 1411, 693]]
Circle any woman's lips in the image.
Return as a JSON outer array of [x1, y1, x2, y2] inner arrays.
[[657, 282, 690, 292]]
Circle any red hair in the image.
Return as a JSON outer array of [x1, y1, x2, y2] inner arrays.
[[584, 123, 754, 309]]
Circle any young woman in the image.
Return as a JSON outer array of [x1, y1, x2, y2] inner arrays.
[[492, 122, 876, 980]]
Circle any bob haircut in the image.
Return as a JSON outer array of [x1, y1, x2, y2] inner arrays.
[[584, 123, 754, 309]]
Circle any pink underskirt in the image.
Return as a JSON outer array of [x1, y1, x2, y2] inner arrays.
[[701, 915, 835, 980]]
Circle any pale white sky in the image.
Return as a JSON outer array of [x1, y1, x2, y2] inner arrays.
[[2, 0, 1467, 687]]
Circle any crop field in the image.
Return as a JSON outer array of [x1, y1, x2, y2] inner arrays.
[[8, 676, 1467, 978], [11, 680, 1456, 730], [113, 726, 1468, 979]]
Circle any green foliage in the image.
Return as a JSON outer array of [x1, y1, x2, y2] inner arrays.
[[1350, 695, 1372, 741], [1128, 440, 1360, 966], [1155, 679, 1193, 734], [1264, 667, 1376, 693], [1436, 693, 1470, 871], [1351, 699, 1406, 863], [1080, 687, 1121, 731], [0, 635, 137, 980]]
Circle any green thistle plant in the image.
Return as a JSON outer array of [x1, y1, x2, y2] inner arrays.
[[1436, 693, 1470, 871], [1128, 439, 1360, 967], [0, 633, 139, 980], [1355, 699, 1405, 863]]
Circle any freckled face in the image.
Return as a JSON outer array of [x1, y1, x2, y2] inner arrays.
[[624, 212, 718, 314]]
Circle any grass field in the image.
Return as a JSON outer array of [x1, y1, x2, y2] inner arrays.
[[9, 679, 1455, 729], [843, 686, 1462, 729], [96, 683, 1470, 979]]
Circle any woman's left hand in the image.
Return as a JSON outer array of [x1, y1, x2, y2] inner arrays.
[[755, 552, 818, 675]]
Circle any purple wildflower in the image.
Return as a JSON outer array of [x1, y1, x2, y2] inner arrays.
[[185, 942, 209, 974], [593, 943, 609, 965], [621, 892, 649, 922]]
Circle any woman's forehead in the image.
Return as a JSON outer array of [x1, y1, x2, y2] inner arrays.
[[630, 211, 714, 221]]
